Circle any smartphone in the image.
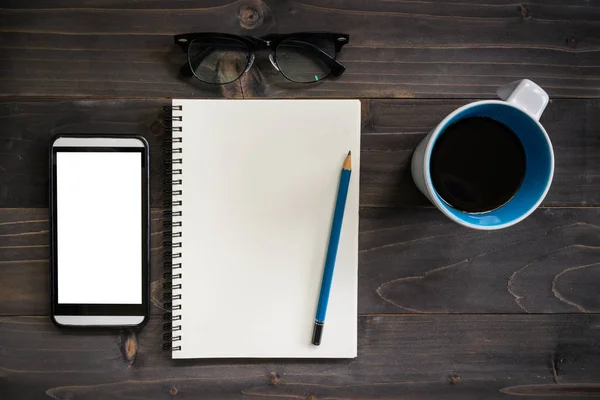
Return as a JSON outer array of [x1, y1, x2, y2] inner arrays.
[[49, 135, 150, 327]]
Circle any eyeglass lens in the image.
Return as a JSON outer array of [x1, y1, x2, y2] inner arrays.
[[187, 37, 250, 84], [275, 37, 336, 83]]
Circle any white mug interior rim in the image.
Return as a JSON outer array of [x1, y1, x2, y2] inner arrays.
[[422, 100, 555, 230]]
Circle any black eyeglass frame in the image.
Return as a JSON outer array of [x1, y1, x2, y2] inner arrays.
[[174, 32, 350, 84]]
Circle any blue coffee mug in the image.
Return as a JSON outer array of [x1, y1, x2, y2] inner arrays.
[[411, 79, 554, 230]]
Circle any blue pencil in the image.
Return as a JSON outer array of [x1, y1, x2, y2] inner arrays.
[[312, 151, 352, 346]]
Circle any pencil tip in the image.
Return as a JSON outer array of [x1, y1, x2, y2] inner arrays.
[[343, 151, 352, 170], [348, 150, 351, 155]]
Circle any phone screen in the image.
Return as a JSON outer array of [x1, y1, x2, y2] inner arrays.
[[55, 150, 143, 305]]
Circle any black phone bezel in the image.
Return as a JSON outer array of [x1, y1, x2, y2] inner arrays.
[[49, 134, 150, 328]]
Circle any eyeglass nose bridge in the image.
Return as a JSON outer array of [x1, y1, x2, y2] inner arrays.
[[268, 54, 280, 72], [244, 53, 256, 73], [243, 53, 280, 75]]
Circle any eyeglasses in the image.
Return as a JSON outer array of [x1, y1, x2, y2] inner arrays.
[[174, 32, 349, 84]]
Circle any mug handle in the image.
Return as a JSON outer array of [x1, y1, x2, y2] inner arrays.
[[496, 79, 549, 121]]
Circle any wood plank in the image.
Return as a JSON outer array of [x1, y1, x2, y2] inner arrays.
[[360, 98, 600, 207], [0, 100, 167, 208], [359, 207, 600, 315], [1, 314, 599, 399], [2, 207, 600, 316], [1, 1, 600, 98], [1, 99, 600, 208], [0, 208, 167, 316]]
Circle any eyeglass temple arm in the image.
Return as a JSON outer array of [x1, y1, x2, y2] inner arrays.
[[281, 40, 346, 76]]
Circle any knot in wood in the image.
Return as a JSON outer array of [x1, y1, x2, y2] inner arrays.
[[268, 372, 280, 386], [518, 4, 530, 19], [170, 386, 178, 395], [239, 5, 263, 30], [151, 119, 163, 136], [119, 330, 138, 366]]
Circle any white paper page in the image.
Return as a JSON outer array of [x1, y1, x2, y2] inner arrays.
[[171, 99, 360, 358]]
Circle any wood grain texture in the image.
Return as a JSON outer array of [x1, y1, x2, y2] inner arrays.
[[2, 1, 600, 397], [1, 315, 599, 399], [0, 100, 166, 208], [2, 207, 600, 316], [360, 207, 600, 315], [1, 99, 600, 208], [0, 208, 166, 316], [1, 0, 600, 99]]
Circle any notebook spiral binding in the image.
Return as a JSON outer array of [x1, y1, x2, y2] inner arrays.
[[162, 104, 183, 351]]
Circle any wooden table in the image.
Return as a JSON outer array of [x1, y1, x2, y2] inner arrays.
[[2, 1, 600, 398]]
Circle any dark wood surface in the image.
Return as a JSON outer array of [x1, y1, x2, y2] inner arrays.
[[3, 315, 600, 399], [2, 1, 600, 399], [3, 203, 600, 317], [2, 99, 600, 208], [1, 0, 600, 99]]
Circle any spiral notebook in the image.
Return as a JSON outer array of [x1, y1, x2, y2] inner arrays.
[[163, 99, 360, 358]]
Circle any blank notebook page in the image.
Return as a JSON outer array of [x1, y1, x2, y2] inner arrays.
[[172, 99, 360, 358]]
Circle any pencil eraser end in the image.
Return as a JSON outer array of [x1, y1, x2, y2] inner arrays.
[[312, 322, 324, 346]]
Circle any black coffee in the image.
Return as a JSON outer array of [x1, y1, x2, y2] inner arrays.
[[430, 117, 526, 213]]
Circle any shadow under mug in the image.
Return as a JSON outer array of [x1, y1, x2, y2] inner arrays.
[[411, 79, 554, 230]]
